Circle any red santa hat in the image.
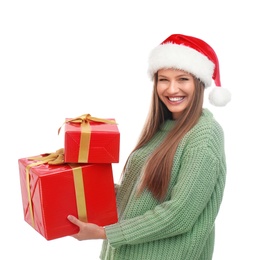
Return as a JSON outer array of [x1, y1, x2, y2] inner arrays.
[[148, 34, 231, 106]]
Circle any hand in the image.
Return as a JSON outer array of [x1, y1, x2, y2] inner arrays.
[[67, 215, 107, 241]]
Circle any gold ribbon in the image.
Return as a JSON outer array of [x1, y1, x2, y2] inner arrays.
[[70, 165, 88, 222], [25, 148, 87, 227], [58, 114, 117, 163], [79, 122, 91, 162]]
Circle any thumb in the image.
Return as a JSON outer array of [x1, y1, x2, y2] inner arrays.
[[67, 215, 81, 227]]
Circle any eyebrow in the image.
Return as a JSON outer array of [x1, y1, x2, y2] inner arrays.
[[158, 72, 191, 78]]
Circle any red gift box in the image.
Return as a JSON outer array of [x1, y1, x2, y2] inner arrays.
[[62, 115, 120, 163], [18, 154, 118, 240]]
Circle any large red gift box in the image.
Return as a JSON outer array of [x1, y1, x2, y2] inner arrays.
[[63, 115, 120, 163], [18, 155, 118, 240]]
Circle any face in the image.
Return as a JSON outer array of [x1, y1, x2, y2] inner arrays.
[[157, 69, 195, 120]]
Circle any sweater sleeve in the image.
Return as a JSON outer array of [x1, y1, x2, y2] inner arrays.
[[114, 183, 120, 194], [105, 146, 225, 248]]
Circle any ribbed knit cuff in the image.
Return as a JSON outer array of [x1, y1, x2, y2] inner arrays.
[[105, 223, 125, 248]]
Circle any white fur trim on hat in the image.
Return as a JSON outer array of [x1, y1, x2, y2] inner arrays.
[[148, 43, 215, 87], [209, 87, 231, 106]]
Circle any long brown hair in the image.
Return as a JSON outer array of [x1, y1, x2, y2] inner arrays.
[[123, 73, 205, 201]]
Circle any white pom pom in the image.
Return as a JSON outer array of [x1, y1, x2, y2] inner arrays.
[[208, 87, 231, 106]]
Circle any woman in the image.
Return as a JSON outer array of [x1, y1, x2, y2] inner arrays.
[[67, 34, 231, 259]]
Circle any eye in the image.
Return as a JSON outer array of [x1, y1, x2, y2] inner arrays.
[[158, 78, 168, 82], [179, 77, 189, 81]]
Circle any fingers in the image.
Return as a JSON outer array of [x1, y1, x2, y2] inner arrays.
[[67, 217, 106, 240]]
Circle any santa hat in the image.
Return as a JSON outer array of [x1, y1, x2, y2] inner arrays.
[[148, 34, 231, 106]]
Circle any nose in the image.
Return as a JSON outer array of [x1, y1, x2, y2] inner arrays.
[[168, 81, 179, 93]]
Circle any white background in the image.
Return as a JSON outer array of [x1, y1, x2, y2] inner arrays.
[[1, 1, 264, 259]]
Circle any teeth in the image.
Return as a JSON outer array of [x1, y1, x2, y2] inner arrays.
[[169, 97, 183, 101]]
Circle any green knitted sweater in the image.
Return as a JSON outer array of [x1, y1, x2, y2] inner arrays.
[[100, 109, 226, 260]]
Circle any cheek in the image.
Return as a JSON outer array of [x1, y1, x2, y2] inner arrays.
[[184, 83, 195, 97], [156, 89, 163, 102], [189, 86, 196, 97], [156, 84, 165, 97]]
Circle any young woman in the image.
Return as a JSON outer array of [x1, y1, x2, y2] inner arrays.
[[67, 34, 231, 260]]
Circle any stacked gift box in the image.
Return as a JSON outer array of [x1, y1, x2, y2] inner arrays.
[[18, 114, 119, 240]]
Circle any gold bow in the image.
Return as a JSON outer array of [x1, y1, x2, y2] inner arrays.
[[28, 148, 65, 165], [58, 114, 117, 135]]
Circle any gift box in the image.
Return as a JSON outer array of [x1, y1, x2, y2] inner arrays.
[[18, 154, 118, 240], [62, 114, 120, 163]]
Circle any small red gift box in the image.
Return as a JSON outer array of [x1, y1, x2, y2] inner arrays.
[[18, 153, 118, 240], [62, 114, 120, 163]]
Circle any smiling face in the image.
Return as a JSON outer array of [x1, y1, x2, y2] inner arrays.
[[157, 69, 196, 120]]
